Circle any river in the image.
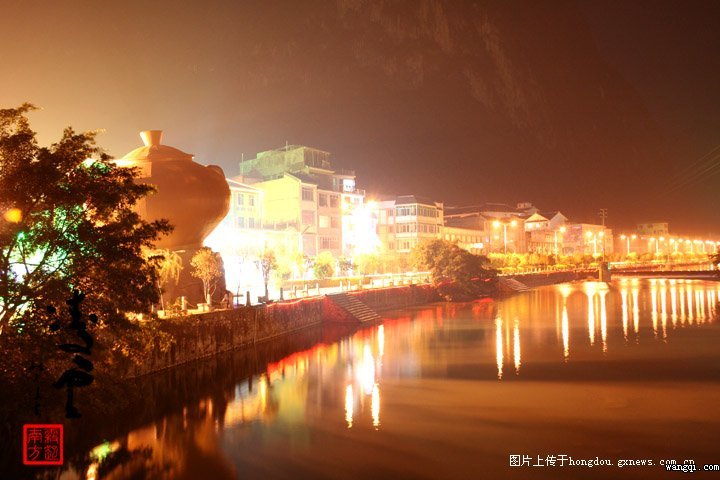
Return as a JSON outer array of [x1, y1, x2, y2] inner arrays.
[[56, 278, 720, 479]]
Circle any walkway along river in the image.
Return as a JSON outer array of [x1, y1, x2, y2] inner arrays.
[[42, 276, 720, 479]]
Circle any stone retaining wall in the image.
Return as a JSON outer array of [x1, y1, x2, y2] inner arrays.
[[128, 284, 438, 377]]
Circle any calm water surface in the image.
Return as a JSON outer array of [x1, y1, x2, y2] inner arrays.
[[64, 279, 720, 479]]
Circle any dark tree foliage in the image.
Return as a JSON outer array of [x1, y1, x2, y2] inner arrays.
[[0, 104, 171, 332], [412, 239, 496, 300]]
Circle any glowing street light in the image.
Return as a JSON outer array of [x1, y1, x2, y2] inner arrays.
[[493, 218, 518, 254], [620, 233, 637, 256], [586, 230, 601, 257], [649, 237, 659, 255]]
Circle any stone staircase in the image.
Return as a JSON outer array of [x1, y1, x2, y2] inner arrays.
[[326, 293, 381, 323], [498, 277, 530, 292]]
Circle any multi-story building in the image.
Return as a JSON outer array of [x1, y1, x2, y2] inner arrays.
[[204, 178, 302, 294], [442, 225, 485, 254], [378, 195, 443, 253], [239, 145, 370, 257], [444, 203, 527, 253], [523, 211, 569, 253]]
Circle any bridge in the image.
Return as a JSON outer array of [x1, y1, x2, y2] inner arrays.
[[611, 269, 719, 280]]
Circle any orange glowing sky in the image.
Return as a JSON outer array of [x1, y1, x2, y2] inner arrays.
[[1, 0, 718, 232]]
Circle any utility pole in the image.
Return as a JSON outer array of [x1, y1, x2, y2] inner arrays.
[[599, 208, 608, 261]]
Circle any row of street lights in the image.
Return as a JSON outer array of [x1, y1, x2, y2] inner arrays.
[[619, 234, 719, 255]]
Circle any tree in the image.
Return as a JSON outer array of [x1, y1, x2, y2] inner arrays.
[[313, 252, 335, 280], [338, 257, 353, 276], [190, 247, 222, 304], [260, 249, 277, 300], [0, 104, 171, 333], [144, 248, 183, 311], [412, 239, 496, 299]]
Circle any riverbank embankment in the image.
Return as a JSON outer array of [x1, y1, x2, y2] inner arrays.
[[128, 284, 438, 377]]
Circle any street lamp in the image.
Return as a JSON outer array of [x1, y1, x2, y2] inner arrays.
[[493, 218, 518, 254], [620, 234, 637, 256], [649, 237, 659, 255], [586, 231, 599, 257], [554, 226, 567, 256]]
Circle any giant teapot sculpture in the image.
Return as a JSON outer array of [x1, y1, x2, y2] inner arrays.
[[119, 130, 230, 251]]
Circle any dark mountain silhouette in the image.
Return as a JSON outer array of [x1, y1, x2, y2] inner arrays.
[[185, 0, 669, 227], [5, 0, 709, 229]]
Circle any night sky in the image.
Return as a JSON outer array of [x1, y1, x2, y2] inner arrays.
[[1, 0, 718, 233]]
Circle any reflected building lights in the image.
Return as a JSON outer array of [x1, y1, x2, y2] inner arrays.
[[599, 288, 608, 352], [371, 383, 380, 429], [621, 288, 629, 341], [670, 286, 678, 327], [345, 384, 354, 428], [513, 318, 521, 375], [359, 344, 375, 395], [585, 284, 596, 346], [660, 286, 667, 339], [680, 286, 686, 323], [651, 283, 659, 338], [378, 325, 385, 357], [632, 288, 640, 336], [495, 317, 504, 380], [696, 290, 704, 322], [562, 298, 570, 361]]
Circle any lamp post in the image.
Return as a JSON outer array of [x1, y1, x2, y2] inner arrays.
[[649, 237, 659, 256], [620, 234, 637, 256], [586, 231, 598, 257], [493, 219, 518, 254], [554, 226, 567, 256]]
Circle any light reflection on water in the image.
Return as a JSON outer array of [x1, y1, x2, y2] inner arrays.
[[73, 278, 719, 479]]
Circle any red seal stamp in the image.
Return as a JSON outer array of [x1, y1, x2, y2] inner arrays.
[[22, 424, 63, 466]]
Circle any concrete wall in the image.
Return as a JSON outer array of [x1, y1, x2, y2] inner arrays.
[[128, 297, 323, 377], [349, 284, 439, 311], [508, 269, 598, 288]]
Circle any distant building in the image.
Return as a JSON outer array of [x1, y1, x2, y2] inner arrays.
[[523, 211, 569, 253], [444, 204, 527, 253], [636, 222, 669, 236], [442, 225, 485, 254]]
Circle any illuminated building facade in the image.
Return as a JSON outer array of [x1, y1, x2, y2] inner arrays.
[[377, 196, 443, 253], [444, 203, 526, 253], [442, 225, 485, 254], [204, 178, 302, 294], [238, 145, 373, 258], [523, 211, 569, 253]]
